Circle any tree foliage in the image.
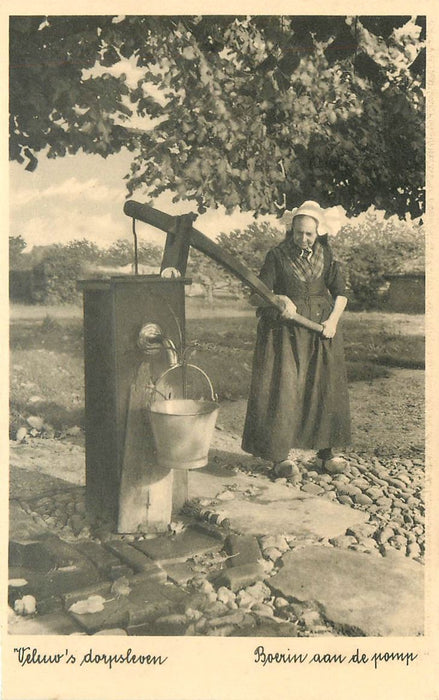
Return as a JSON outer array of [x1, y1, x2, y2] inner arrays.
[[10, 15, 425, 219], [9, 235, 27, 268], [103, 238, 162, 267], [332, 211, 425, 307]]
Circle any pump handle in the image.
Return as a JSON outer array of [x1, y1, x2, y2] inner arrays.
[[124, 200, 323, 334]]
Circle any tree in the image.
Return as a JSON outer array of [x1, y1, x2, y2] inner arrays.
[[101, 238, 162, 267], [10, 15, 425, 218], [9, 235, 27, 268], [331, 210, 424, 306]]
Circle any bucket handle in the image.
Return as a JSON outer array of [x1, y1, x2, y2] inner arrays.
[[153, 363, 217, 402]]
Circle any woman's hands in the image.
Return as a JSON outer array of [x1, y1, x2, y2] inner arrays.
[[321, 317, 338, 338], [277, 295, 297, 320], [321, 296, 347, 338]]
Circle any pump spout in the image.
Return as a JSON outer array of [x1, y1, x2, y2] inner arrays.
[[137, 323, 179, 367]]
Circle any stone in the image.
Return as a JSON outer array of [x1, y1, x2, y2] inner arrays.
[[27, 416, 44, 430], [9, 611, 81, 635], [332, 474, 350, 484], [74, 541, 134, 580], [230, 620, 299, 637], [207, 611, 245, 628], [204, 601, 229, 618], [185, 607, 203, 621], [306, 470, 320, 479], [354, 493, 373, 506], [67, 514, 85, 536], [323, 458, 348, 474], [104, 541, 166, 577], [268, 546, 424, 636], [93, 628, 128, 635], [274, 597, 289, 609], [407, 542, 421, 558], [236, 590, 257, 610], [15, 535, 87, 572], [263, 547, 283, 562], [206, 625, 234, 636], [244, 581, 271, 602], [329, 535, 357, 548], [69, 597, 132, 633], [360, 538, 379, 552], [211, 481, 368, 540], [300, 609, 321, 626], [336, 484, 362, 498], [259, 535, 289, 553], [345, 522, 377, 540], [153, 614, 188, 634], [132, 527, 222, 564], [337, 495, 353, 506], [377, 527, 395, 544], [322, 491, 337, 501], [224, 534, 262, 568], [365, 487, 383, 501], [350, 478, 370, 490], [214, 563, 265, 592], [302, 483, 324, 496], [16, 427, 28, 442], [161, 562, 196, 585], [251, 603, 274, 618], [216, 586, 236, 606], [62, 581, 113, 609]]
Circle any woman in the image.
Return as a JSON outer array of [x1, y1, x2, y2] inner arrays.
[[241, 200, 351, 477]]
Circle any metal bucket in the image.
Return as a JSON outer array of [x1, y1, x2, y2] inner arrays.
[[148, 364, 219, 470]]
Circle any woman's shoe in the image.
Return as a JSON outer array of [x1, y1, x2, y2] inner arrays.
[[272, 459, 295, 478]]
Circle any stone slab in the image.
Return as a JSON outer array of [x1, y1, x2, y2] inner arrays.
[[189, 467, 368, 539], [104, 541, 166, 577], [132, 527, 222, 564], [161, 562, 197, 585], [74, 540, 131, 578], [69, 597, 132, 633], [9, 538, 101, 614], [211, 486, 367, 539], [213, 563, 265, 592], [9, 611, 82, 636], [268, 546, 424, 636], [17, 535, 96, 573], [66, 573, 178, 633], [224, 535, 262, 568]]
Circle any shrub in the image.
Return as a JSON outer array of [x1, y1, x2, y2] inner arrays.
[[331, 211, 424, 308]]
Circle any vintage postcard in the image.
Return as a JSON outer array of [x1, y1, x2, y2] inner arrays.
[[2, 1, 438, 698]]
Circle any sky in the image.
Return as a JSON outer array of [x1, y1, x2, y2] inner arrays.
[[9, 150, 284, 251], [9, 149, 348, 253], [9, 50, 347, 253]]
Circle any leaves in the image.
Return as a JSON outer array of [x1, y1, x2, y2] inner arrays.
[[110, 576, 131, 597], [9, 15, 425, 218], [69, 594, 106, 614]]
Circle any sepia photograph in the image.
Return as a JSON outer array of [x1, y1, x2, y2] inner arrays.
[[5, 7, 434, 698]]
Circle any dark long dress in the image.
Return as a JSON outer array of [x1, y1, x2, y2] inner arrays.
[[241, 235, 351, 462]]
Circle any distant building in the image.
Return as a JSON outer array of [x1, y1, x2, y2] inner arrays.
[[384, 273, 425, 313]]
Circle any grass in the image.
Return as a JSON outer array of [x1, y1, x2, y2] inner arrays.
[[186, 315, 424, 399], [9, 305, 425, 435]]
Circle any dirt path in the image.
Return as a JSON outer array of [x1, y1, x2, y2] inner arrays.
[[217, 368, 424, 457]]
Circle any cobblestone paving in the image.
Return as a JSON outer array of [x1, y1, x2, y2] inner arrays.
[[9, 434, 425, 637]]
